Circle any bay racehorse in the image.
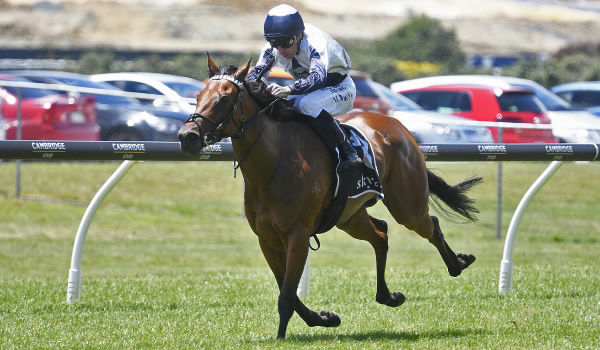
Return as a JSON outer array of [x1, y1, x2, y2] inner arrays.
[[178, 55, 481, 339]]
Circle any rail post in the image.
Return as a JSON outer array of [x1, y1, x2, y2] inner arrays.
[[498, 160, 563, 293], [67, 160, 137, 303]]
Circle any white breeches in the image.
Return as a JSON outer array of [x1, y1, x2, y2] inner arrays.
[[288, 75, 356, 118]]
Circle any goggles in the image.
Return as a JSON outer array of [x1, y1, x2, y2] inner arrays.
[[267, 36, 295, 49]]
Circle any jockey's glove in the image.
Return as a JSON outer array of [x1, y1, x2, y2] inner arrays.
[[267, 83, 292, 98]]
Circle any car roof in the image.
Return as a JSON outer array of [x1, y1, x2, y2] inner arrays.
[[0, 73, 25, 81], [394, 82, 533, 95], [4, 70, 89, 79], [91, 72, 202, 83], [551, 81, 600, 92], [390, 75, 539, 92]]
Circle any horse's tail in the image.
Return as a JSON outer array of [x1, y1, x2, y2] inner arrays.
[[427, 170, 482, 222]]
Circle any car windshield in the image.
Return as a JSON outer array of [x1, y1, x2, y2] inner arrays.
[[45, 76, 140, 105], [370, 82, 422, 111], [497, 92, 543, 112], [162, 81, 205, 98], [352, 77, 378, 98], [268, 77, 295, 86], [511, 83, 571, 111], [3, 85, 55, 98], [1, 77, 55, 98], [402, 90, 472, 113]]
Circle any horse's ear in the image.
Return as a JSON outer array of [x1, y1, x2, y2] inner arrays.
[[207, 52, 219, 77], [233, 57, 252, 81]]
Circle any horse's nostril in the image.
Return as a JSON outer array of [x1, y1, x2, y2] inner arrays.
[[178, 130, 198, 144]]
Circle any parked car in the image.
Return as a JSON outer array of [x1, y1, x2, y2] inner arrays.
[[90, 72, 205, 114], [349, 70, 395, 115], [391, 80, 557, 143], [0, 74, 99, 140], [369, 81, 493, 143], [550, 81, 600, 109], [392, 75, 600, 143], [6, 70, 187, 141]]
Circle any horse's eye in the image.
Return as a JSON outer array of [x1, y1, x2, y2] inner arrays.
[[216, 96, 230, 106]]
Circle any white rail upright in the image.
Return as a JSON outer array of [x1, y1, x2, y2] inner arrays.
[[498, 160, 563, 293], [67, 160, 137, 303]]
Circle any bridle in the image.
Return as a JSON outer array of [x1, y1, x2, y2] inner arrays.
[[185, 73, 280, 175], [186, 74, 247, 145]]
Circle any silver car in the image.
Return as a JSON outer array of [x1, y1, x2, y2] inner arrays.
[[90, 72, 205, 114]]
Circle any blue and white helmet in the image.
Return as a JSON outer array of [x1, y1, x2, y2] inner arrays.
[[263, 4, 305, 38]]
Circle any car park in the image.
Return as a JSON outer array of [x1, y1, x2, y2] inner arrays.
[[90, 72, 205, 114], [391, 80, 557, 143], [550, 81, 600, 109], [0, 74, 99, 140], [6, 70, 188, 141], [392, 75, 600, 143], [261, 68, 492, 143]]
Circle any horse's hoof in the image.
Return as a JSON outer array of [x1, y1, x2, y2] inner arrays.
[[376, 291, 406, 307], [448, 253, 476, 277], [319, 310, 341, 327], [458, 253, 476, 270]]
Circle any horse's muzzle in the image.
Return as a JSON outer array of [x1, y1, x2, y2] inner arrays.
[[178, 129, 206, 156]]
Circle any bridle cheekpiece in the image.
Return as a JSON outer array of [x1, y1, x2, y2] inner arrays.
[[186, 74, 246, 144]]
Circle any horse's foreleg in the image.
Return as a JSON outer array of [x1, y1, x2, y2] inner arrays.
[[338, 210, 405, 307], [277, 230, 341, 339], [272, 230, 307, 339]]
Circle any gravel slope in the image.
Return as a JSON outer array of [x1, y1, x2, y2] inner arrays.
[[1, 0, 599, 55]]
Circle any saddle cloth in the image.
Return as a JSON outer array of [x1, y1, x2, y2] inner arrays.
[[315, 123, 384, 234]]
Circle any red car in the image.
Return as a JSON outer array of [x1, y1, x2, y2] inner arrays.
[[394, 83, 557, 143], [0, 75, 99, 140]]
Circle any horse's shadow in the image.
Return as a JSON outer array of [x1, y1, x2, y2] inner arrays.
[[279, 328, 489, 343]]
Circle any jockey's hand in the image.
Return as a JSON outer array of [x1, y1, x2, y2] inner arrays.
[[267, 83, 292, 98]]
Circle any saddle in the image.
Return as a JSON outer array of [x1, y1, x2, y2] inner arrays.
[[308, 121, 384, 236]]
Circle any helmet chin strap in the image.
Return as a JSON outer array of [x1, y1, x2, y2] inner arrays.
[[295, 33, 303, 54]]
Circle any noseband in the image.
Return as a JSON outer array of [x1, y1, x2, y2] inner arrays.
[[186, 74, 246, 143]]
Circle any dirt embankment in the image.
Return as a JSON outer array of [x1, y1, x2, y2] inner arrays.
[[1, 0, 600, 55]]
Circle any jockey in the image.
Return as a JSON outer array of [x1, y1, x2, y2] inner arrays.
[[247, 4, 362, 169]]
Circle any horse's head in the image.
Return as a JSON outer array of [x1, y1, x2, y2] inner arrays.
[[178, 54, 251, 156]]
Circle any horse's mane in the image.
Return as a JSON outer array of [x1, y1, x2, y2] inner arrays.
[[213, 64, 296, 122]]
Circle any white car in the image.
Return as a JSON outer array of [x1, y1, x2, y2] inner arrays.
[[370, 81, 493, 144], [90, 72, 205, 114], [391, 75, 600, 144]]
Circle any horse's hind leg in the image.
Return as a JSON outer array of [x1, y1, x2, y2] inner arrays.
[[429, 216, 475, 276], [338, 209, 405, 307], [406, 213, 476, 277]]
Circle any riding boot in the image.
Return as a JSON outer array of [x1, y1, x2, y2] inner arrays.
[[316, 110, 362, 169]]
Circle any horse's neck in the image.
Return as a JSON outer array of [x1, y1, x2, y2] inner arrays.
[[232, 101, 281, 184]]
